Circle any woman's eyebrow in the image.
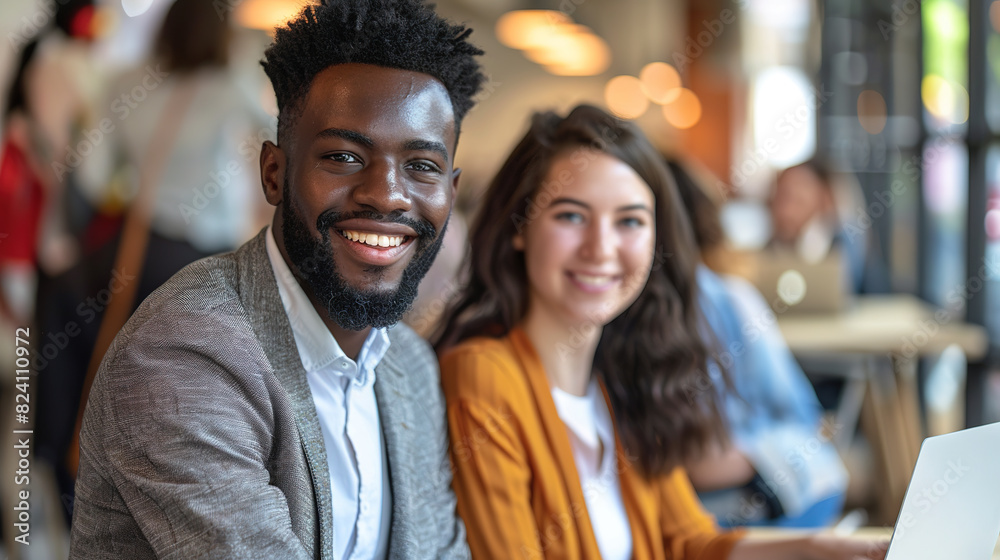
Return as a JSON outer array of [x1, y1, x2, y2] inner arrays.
[[549, 197, 589, 209], [617, 203, 653, 213]]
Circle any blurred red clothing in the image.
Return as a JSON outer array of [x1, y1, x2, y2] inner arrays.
[[0, 137, 46, 265]]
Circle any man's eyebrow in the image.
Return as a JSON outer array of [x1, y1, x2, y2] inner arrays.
[[315, 128, 374, 147], [404, 139, 450, 163]]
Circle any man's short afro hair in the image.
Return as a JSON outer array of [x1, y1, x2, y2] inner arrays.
[[261, 0, 485, 144]]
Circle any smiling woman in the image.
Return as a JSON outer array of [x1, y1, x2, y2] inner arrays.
[[434, 104, 735, 559]]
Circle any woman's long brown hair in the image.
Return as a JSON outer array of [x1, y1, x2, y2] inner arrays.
[[434, 105, 728, 477]]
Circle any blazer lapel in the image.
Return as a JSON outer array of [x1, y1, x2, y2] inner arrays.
[[236, 230, 334, 560], [372, 334, 415, 556]]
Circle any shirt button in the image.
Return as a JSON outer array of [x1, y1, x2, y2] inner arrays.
[[361, 503, 370, 514]]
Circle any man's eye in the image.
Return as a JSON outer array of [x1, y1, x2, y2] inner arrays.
[[327, 153, 360, 164], [408, 161, 440, 173]]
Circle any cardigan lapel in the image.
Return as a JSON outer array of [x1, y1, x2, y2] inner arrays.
[[236, 230, 334, 560], [508, 327, 603, 560]]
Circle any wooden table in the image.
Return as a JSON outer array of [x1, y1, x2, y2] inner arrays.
[[777, 295, 987, 357], [777, 295, 989, 522]]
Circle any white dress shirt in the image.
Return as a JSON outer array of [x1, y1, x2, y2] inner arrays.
[[551, 380, 632, 560], [266, 227, 391, 560]]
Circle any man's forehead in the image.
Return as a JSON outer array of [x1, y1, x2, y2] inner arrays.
[[297, 63, 456, 149]]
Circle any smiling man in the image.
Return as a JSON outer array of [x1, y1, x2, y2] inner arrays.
[[69, 1, 484, 558]]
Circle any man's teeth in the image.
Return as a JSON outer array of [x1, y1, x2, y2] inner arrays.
[[573, 273, 614, 286], [340, 230, 405, 248]]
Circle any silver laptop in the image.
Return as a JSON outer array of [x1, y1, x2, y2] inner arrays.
[[746, 249, 853, 314], [885, 421, 1000, 559]]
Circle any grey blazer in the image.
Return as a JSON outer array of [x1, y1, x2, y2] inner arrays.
[[69, 230, 469, 559]]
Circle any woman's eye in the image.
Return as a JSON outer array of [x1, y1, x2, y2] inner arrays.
[[555, 212, 584, 224], [620, 216, 644, 228]]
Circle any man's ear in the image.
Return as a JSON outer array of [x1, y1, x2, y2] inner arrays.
[[451, 167, 462, 198], [260, 140, 285, 207]]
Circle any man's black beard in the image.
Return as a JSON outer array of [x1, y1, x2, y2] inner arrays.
[[280, 182, 447, 331]]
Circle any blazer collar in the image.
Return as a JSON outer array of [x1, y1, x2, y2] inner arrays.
[[235, 229, 334, 560]]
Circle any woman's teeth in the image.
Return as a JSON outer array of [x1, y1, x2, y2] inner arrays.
[[573, 273, 614, 286], [340, 230, 405, 248]]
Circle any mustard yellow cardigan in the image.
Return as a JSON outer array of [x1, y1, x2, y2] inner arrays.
[[440, 327, 744, 560]]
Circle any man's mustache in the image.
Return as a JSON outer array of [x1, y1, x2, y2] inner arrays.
[[316, 209, 437, 241]]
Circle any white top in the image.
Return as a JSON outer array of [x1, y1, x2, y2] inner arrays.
[[266, 227, 391, 560], [551, 380, 632, 560]]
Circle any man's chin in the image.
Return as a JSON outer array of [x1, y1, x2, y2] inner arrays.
[[319, 281, 417, 331]]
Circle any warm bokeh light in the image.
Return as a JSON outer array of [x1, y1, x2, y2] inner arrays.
[[991, 0, 1000, 33], [538, 33, 611, 76], [604, 76, 649, 119], [235, 0, 311, 31], [857, 89, 888, 135], [922, 74, 970, 124], [523, 24, 584, 64], [639, 62, 681, 104], [661, 88, 702, 129], [496, 10, 571, 50]]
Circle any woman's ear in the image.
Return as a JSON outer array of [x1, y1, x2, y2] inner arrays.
[[512, 233, 525, 251]]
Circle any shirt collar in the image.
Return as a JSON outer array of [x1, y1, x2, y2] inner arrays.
[[265, 226, 390, 383]]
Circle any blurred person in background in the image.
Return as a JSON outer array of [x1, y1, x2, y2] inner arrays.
[[0, 1, 102, 553], [668, 158, 849, 529], [33, 0, 271, 519], [436, 105, 885, 560], [1, 39, 50, 326], [0, 0, 101, 323], [769, 159, 888, 294]]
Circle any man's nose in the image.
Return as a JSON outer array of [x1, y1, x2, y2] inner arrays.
[[352, 159, 413, 215]]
